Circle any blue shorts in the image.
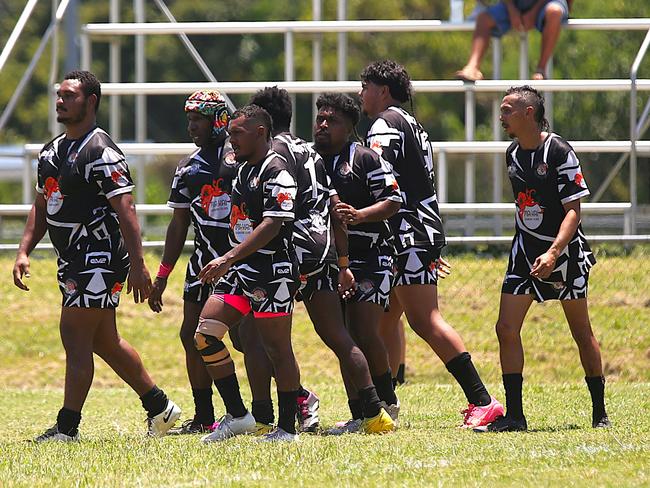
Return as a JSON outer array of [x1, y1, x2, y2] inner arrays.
[[487, 0, 569, 37]]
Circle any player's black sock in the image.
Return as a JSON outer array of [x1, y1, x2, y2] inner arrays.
[[140, 385, 169, 417], [192, 388, 214, 425], [298, 385, 310, 398], [585, 376, 607, 421], [502, 373, 525, 420], [396, 363, 406, 384], [372, 370, 398, 406], [214, 374, 247, 418], [277, 390, 299, 434], [56, 407, 81, 436], [445, 352, 491, 406], [359, 386, 382, 419], [348, 398, 363, 420], [251, 399, 274, 425]]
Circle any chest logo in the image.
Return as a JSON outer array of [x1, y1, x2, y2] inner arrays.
[[223, 151, 238, 167], [230, 203, 253, 243], [337, 162, 352, 177], [200, 178, 231, 220], [309, 210, 327, 234], [44, 177, 64, 215], [188, 162, 200, 175], [507, 165, 518, 178], [535, 162, 548, 178], [517, 189, 544, 230]]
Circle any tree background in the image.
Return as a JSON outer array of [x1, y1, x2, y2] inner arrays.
[[1, 0, 648, 206]]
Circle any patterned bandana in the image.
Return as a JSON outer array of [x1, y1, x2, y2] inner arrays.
[[184, 90, 231, 139]]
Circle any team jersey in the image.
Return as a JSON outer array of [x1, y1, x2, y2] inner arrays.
[[505, 133, 596, 282], [36, 127, 134, 259], [273, 132, 336, 273], [229, 150, 297, 256], [167, 139, 240, 281], [323, 141, 402, 256], [366, 105, 446, 253]]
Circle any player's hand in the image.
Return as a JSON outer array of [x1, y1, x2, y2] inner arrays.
[[530, 251, 557, 280], [199, 256, 231, 284], [148, 276, 167, 313], [435, 256, 452, 279], [127, 262, 152, 303], [12, 253, 31, 291], [334, 202, 365, 226], [521, 9, 537, 31], [337, 267, 357, 300]]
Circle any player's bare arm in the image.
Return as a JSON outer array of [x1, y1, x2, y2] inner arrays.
[[13, 194, 47, 291], [330, 194, 355, 300], [109, 192, 152, 303], [198, 216, 283, 284], [333, 199, 400, 226], [148, 207, 191, 312]]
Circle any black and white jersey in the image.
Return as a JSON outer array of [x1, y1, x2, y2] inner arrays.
[[273, 132, 336, 273], [167, 139, 240, 282], [229, 150, 297, 256], [505, 133, 596, 282], [366, 106, 446, 253], [36, 127, 134, 259], [324, 141, 402, 256]]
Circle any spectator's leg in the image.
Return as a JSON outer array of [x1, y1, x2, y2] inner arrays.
[[535, 2, 566, 79], [456, 11, 498, 81]]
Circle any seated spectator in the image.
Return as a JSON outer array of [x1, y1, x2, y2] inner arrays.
[[456, 0, 572, 81]]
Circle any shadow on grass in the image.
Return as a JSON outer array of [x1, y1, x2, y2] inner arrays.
[[527, 424, 582, 433]]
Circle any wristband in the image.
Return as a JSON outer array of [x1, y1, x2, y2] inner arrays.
[[337, 256, 349, 268], [157, 262, 174, 279]]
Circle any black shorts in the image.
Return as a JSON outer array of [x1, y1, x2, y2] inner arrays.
[[296, 263, 338, 302], [347, 250, 393, 310], [502, 273, 589, 302], [213, 250, 300, 315], [57, 248, 129, 309], [183, 278, 213, 305], [393, 246, 441, 287]]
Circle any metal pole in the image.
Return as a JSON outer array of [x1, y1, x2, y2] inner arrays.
[[437, 150, 447, 203], [109, 0, 121, 140], [492, 37, 503, 235], [80, 32, 90, 70], [285, 31, 296, 134], [312, 0, 322, 115], [63, 0, 79, 73], [0, 0, 39, 73], [545, 56, 554, 128], [134, 0, 146, 229], [464, 87, 476, 235], [519, 32, 528, 79], [22, 152, 33, 204], [337, 0, 347, 81], [49, 0, 59, 138]]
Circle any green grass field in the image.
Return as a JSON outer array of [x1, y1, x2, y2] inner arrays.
[[1, 248, 649, 487]]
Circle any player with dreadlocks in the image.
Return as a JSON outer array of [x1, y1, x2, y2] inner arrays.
[[148, 90, 239, 434], [360, 60, 504, 428]]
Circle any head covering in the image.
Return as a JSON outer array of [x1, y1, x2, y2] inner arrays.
[[184, 90, 231, 139]]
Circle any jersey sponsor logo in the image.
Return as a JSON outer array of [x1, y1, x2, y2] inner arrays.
[[574, 173, 586, 188], [110, 282, 123, 302], [249, 175, 260, 190], [273, 263, 292, 276], [188, 162, 200, 175], [44, 176, 64, 215], [230, 203, 253, 243], [85, 252, 110, 266], [309, 210, 327, 234], [223, 151, 238, 167], [551, 281, 565, 290], [507, 164, 518, 178], [64, 279, 78, 296], [277, 191, 294, 211], [535, 162, 548, 178], [517, 189, 544, 229], [337, 162, 352, 177], [200, 178, 231, 220], [111, 169, 129, 186], [378, 255, 393, 269], [250, 287, 268, 302], [370, 139, 383, 155], [357, 279, 375, 294], [67, 152, 78, 165]]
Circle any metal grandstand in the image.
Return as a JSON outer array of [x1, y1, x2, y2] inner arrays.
[[1, 0, 649, 248]]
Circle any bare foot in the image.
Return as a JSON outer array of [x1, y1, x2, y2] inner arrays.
[[455, 66, 484, 82], [532, 69, 546, 80]]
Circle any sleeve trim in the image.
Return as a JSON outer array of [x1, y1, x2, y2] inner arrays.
[[167, 201, 191, 209], [105, 185, 134, 199], [560, 189, 590, 205]]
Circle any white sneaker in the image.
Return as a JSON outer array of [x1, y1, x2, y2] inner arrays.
[[323, 418, 362, 436], [147, 400, 181, 437], [201, 412, 256, 443], [297, 389, 320, 432], [257, 427, 298, 442], [33, 424, 79, 443]]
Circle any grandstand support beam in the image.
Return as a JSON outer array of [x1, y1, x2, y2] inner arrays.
[[284, 31, 296, 134], [134, 0, 146, 232], [464, 86, 476, 235], [437, 150, 447, 203], [519, 33, 528, 79], [629, 28, 650, 234], [0, 0, 39, 74], [492, 37, 503, 235], [48, 0, 60, 139], [337, 0, 347, 81], [312, 0, 323, 119], [109, 0, 121, 140], [0, 0, 71, 133]]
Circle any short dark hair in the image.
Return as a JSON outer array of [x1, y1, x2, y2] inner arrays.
[[506, 85, 549, 131], [361, 60, 412, 103], [232, 104, 273, 141], [249, 86, 292, 133], [64, 70, 101, 112], [316, 92, 360, 127]]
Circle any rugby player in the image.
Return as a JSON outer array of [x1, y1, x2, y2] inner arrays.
[[484, 85, 609, 432], [13, 70, 180, 442], [360, 60, 504, 428]]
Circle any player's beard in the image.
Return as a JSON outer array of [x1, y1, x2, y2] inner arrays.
[[57, 104, 87, 125]]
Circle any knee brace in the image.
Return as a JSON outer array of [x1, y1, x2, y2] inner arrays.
[[194, 317, 232, 367]]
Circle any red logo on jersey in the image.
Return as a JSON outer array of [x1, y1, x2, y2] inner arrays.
[[516, 189, 539, 219], [199, 178, 226, 214], [391, 180, 399, 191], [43, 177, 61, 200], [111, 170, 128, 186], [277, 192, 291, 204], [574, 173, 585, 187], [230, 203, 249, 228], [111, 282, 123, 295], [370, 140, 383, 155]]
